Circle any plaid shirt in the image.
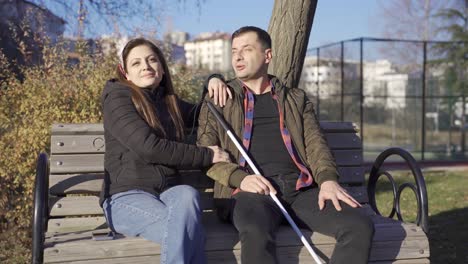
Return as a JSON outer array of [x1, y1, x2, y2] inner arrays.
[[239, 81, 313, 190]]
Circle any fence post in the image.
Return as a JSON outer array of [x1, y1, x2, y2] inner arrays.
[[316, 48, 320, 117], [462, 95, 466, 155], [421, 41, 427, 160], [359, 38, 364, 147], [341, 41, 345, 122]]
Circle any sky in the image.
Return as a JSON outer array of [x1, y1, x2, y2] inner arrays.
[[162, 0, 382, 48], [44, 0, 385, 49]]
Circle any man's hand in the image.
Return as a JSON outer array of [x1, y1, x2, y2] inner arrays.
[[240, 175, 277, 195], [318, 180, 362, 211], [207, 77, 232, 107]]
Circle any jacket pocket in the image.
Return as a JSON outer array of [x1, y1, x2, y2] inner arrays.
[[108, 153, 124, 183], [150, 165, 165, 191]]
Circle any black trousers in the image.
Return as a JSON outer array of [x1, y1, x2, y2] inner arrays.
[[231, 174, 374, 264]]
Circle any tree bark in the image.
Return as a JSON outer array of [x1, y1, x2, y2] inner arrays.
[[268, 0, 318, 88]]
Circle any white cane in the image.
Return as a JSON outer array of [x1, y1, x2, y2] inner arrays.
[[206, 101, 323, 264]]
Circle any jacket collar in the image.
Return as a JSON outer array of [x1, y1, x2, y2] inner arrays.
[[230, 75, 286, 98], [141, 85, 166, 101]]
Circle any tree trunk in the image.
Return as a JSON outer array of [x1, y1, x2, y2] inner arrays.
[[268, 0, 318, 88]]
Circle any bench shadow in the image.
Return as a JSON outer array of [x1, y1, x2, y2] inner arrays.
[[275, 225, 329, 264], [44, 229, 125, 246], [49, 173, 104, 195], [202, 210, 239, 263], [428, 207, 468, 264], [202, 206, 330, 263], [369, 216, 407, 262], [284, 208, 410, 263]]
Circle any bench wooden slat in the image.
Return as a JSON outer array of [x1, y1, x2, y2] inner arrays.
[[333, 149, 363, 166], [49, 174, 104, 195], [49, 196, 103, 217], [50, 122, 357, 136], [51, 135, 105, 154], [325, 133, 361, 149], [338, 166, 365, 184], [46, 208, 427, 241], [45, 223, 429, 253], [48, 171, 215, 195], [48, 186, 367, 218], [49, 149, 362, 174], [368, 260, 429, 264], [319, 121, 357, 133], [47, 217, 107, 234], [48, 192, 215, 217], [45, 241, 429, 264], [44, 239, 428, 263], [61, 256, 429, 264], [44, 212, 428, 263], [50, 154, 104, 174], [48, 166, 365, 195], [46, 253, 429, 264], [49, 132, 360, 155], [346, 186, 368, 203], [51, 123, 104, 135]]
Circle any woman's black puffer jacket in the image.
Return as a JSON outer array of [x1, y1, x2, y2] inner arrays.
[[99, 79, 213, 204]]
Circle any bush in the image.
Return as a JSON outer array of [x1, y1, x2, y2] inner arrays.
[[0, 38, 207, 263]]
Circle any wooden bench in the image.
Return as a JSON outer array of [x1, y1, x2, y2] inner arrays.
[[32, 122, 430, 263]]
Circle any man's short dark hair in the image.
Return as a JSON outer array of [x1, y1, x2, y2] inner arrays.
[[231, 26, 272, 50]]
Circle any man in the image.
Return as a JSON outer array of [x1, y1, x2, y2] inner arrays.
[[197, 26, 374, 264]]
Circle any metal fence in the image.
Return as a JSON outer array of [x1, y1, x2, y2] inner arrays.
[[302, 37, 467, 163]]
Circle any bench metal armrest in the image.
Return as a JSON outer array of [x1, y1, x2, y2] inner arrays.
[[367, 147, 429, 234], [32, 152, 49, 264]]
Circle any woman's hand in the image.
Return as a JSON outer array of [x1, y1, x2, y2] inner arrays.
[[207, 78, 232, 107], [207, 146, 231, 163]]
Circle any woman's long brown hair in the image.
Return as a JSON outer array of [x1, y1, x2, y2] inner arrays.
[[117, 38, 185, 140]]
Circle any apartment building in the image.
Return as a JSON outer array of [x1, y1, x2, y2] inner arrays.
[[184, 32, 231, 72]]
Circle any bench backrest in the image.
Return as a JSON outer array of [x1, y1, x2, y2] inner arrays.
[[47, 122, 367, 234]]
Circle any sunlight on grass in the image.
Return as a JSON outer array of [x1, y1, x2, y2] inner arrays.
[[368, 170, 468, 264], [372, 174, 419, 223]]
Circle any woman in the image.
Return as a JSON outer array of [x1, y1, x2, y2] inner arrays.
[[100, 37, 230, 264]]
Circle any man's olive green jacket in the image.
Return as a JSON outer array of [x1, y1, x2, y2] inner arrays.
[[197, 75, 339, 219]]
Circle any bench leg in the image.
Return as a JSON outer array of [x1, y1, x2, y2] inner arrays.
[[32, 152, 49, 264]]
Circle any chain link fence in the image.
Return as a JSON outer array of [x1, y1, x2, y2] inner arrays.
[[302, 38, 467, 162]]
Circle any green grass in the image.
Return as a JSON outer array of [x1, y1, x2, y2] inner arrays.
[[371, 170, 468, 264]]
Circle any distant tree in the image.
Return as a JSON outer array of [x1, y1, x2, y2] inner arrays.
[[28, 0, 202, 38], [377, 0, 454, 41], [374, 0, 459, 71], [268, 0, 318, 88], [434, 0, 468, 93], [433, 0, 468, 153]]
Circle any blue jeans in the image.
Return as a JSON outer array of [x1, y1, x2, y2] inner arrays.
[[103, 185, 206, 264]]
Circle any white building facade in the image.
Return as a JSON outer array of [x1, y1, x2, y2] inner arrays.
[[300, 57, 408, 109], [300, 56, 357, 99], [364, 60, 408, 109], [184, 32, 231, 72]]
